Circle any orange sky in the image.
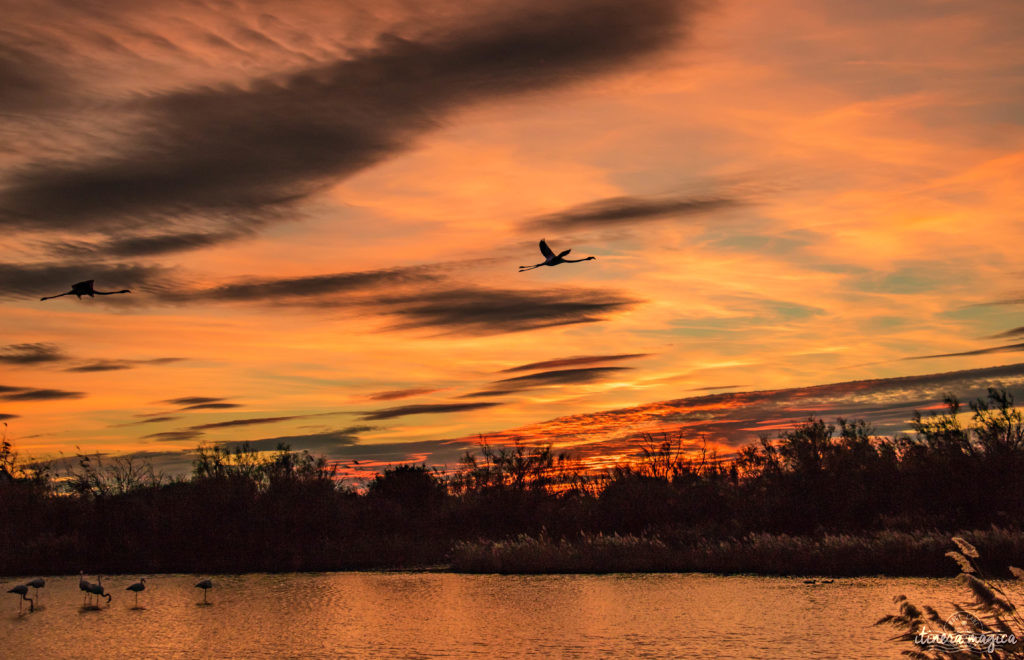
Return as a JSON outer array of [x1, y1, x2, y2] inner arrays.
[[2, 0, 1023, 476]]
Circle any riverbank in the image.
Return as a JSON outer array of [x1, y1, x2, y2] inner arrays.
[[448, 528, 1024, 577]]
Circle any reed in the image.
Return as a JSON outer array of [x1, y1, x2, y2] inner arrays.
[[877, 538, 1024, 658]]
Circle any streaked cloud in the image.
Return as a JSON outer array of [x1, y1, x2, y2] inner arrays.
[[501, 353, 649, 373], [0, 343, 66, 365], [361, 402, 501, 421], [524, 195, 737, 231]]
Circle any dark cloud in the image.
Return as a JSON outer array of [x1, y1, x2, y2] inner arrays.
[[215, 426, 373, 452], [361, 402, 501, 421], [127, 416, 179, 425], [368, 388, 439, 401], [0, 386, 85, 401], [459, 389, 521, 399], [65, 357, 184, 372], [904, 342, 1024, 360], [162, 396, 225, 406], [0, 414, 19, 421], [189, 415, 301, 431], [524, 195, 737, 231], [144, 430, 204, 442], [687, 384, 744, 391], [181, 264, 444, 302], [0, 0, 696, 239], [990, 327, 1024, 340], [0, 343, 66, 364], [495, 366, 631, 390], [179, 402, 241, 411], [501, 353, 648, 373], [380, 286, 638, 335], [0, 261, 166, 300], [45, 230, 254, 258]]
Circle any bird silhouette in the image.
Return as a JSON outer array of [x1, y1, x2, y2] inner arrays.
[[126, 578, 146, 608], [195, 579, 213, 604], [40, 280, 131, 301], [25, 578, 44, 605], [8, 584, 34, 613], [519, 239, 596, 272], [79, 571, 93, 607], [87, 576, 112, 606]]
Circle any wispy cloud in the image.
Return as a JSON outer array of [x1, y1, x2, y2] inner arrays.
[[65, 357, 184, 372], [0, 343, 66, 365], [215, 426, 373, 452], [904, 342, 1024, 360], [1, 0, 697, 246], [380, 286, 638, 335], [368, 388, 439, 401], [0, 386, 85, 401], [524, 195, 737, 231], [361, 402, 501, 421], [501, 353, 649, 373]]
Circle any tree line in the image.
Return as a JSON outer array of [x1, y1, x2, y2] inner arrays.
[[1, 387, 1022, 575]]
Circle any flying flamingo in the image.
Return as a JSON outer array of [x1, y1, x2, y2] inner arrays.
[[87, 576, 112, 606], [8, 584, 34, 613], [519, 239, 596, 272], [126, 578, 146, 608], [195, 579, 213, 604], [40, 280, 131, 301], [25, 578, 44, 605]]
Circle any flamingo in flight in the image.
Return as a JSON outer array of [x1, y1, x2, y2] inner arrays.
[[519, 239, 596, 272], [40, 280, 131, 301]]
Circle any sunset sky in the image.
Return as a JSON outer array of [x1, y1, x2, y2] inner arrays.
[[3, 0, 1023, 477]]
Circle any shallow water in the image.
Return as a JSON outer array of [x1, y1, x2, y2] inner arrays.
[[2, 572, 970, 658]]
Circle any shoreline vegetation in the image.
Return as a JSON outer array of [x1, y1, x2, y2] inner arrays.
[[3, 387, 1024, 577]]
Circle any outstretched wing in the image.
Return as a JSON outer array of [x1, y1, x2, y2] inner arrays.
[[539, 239, 555, 259]]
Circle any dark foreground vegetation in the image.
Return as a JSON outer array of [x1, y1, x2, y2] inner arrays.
[[2, 387, 1024, 576]]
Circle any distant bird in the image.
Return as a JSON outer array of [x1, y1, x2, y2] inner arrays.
[[8, 584, 34, 613], [40, 280, 131, 301], [195, 579, 213, 604], [519, 239, 596, 271], [126, 578, 146, 608], [87, 576, 111, 606], [79, 571, 93, 606], [25, 578, 44, 605]]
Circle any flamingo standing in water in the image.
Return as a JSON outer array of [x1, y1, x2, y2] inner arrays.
[[126, 578, 146, 607], [40, 280, 131, 301], [25, 578, 44, 606], [195, 579, 213, 604], [8, 584, 34, 613], [79, 571, 93, 606], [519, 239, 596, 272], [87, 576, 111, 606]]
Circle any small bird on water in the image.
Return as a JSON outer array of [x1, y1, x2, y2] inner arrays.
[[40, 280, 131, 301]]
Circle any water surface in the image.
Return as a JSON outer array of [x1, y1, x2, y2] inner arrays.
[[2, 572, 967, 658]]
